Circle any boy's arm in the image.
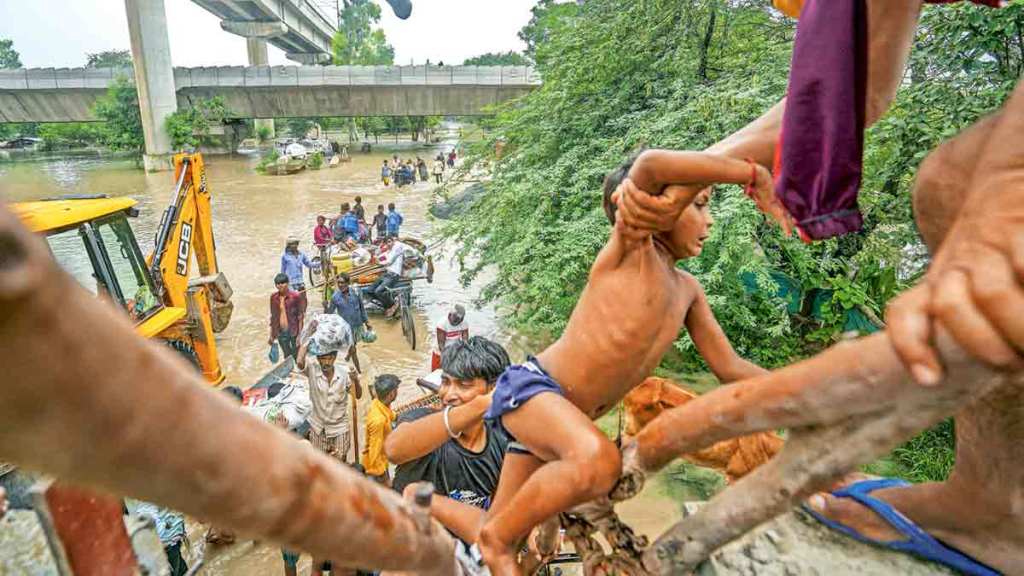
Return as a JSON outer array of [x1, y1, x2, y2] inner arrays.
[[684, 277, 768, 383], [629, 150, 755, 195], [384, 394, 491, 464]]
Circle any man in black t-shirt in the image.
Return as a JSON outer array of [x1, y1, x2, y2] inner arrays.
[[386, 337, 511, 542]]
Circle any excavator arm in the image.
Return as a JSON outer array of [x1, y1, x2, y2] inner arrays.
[[149, 153, 233, 384]]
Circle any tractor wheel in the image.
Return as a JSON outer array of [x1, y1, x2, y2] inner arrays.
[[164, 339, 201, 372]]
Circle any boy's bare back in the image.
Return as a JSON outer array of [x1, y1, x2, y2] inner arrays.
[[537, 218, 699, 419]]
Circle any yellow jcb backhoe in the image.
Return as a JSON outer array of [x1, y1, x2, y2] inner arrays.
[[10, 152, 233, 383]]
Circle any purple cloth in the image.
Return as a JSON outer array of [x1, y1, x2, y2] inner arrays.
[[775, 0, 868, 240]]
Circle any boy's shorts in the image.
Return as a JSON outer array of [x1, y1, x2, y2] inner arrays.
[[485, 357, 564, 456]]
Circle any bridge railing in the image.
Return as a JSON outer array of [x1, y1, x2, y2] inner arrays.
[[0, 66, 541, 91]]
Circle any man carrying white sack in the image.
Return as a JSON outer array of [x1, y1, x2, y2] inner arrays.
[[296, 314, 363, 464]]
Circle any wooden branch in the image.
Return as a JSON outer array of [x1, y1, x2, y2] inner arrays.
[[0, 206, 455, 574], [630, 328, 1009, 574]]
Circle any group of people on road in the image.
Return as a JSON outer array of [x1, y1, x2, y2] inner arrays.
[[381, 149, 457, 187], [317, 197, 404, 246], [257, 188, 462, 574]]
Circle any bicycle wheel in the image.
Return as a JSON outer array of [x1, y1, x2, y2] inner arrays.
[[401, 294, 416, 350]]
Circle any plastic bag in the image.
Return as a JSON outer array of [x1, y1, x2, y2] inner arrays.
[[302, 313, 354, 356], [268, 342, 280, 363]]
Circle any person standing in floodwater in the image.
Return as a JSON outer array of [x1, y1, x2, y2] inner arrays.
[[372, 204, 388, 244], [295, 331, 362, 576], [269, 273, 305, 361], [280, 237, 317, 306], [381, 160, 391, 187], [433, 157, 444, 184], [353, 196, 367, 223], [386, 203, 403, 239], [417, 157, 429, 182]]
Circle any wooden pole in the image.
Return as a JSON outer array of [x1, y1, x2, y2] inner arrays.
[[0, 205, 455, 574]]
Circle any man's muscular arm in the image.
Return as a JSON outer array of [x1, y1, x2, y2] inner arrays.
[[384, 393, 491, 465]]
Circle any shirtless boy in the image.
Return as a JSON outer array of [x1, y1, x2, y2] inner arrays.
[[475, 149, 774, 574]]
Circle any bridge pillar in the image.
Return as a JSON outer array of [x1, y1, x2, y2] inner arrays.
[[124, 0, 176, 172], [246, 38, 275, 139]]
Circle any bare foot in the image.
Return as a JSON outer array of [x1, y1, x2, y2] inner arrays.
[[806, 478, 1019, 574], [806, 487, 904, 543]]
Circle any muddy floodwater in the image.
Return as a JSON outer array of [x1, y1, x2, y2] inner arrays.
[[0, 146, 684, 574]]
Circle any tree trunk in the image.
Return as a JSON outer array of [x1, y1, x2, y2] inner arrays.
[[697, 2, 718, 82], [0, 205, 456, 575]]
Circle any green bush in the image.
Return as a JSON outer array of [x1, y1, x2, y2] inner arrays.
[[256, 124, 272, 143], [164, 96, 232, 150], [255, 148, 281, 174], [443, 0, 1021, 375], [308, 151, 324, 170]]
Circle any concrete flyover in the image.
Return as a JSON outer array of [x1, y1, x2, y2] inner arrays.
[[195, 0, 337, 64], [0, 65, 540, 123]]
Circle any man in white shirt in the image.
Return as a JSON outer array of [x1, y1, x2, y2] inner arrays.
[[367, 238, 421, 317], [295, 335, 362, 465], [432, 304, 470, 370]]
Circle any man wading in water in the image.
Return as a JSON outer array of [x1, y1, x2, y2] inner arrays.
[[296, 325, 362, 576]]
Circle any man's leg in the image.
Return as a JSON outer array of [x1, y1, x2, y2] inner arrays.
[[165, 542, 189, 576], [808, 111, 1024, 574], [478, 394, 621, 576], [366, 277, 386, 308], [278, 333, 298, 360], [376, 273, 400, 312]]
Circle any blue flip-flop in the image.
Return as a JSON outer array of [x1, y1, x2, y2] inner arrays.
[[802, 478, 1001, 576]]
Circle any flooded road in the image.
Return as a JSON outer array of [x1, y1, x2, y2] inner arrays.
[[0, 149, 529, 399], [0, 148, 685, 574]]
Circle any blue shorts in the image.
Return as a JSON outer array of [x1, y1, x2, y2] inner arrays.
[[485, 357, 564, 455]]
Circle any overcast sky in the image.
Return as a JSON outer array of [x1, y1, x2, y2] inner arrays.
[[0, 0, 538, 68]]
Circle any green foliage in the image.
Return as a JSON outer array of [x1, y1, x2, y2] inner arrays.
[[37, 123, 103, 150], [866, 420, 956, 483], [92, 76, 144, 155], [255, 148, 281, 174], [309, 151, 325, 170], [0, 38, 22, 69], [256, 124, 272, 143], [86, 49, 132, 69], [444, 0, 1020, 379], [332, 0, 395, 65], [518, 0, 579, 65], [463, 51, 529, 66], [0, 123, 38, 140], [284, 117, 316, 137], [164, 96, 231, 150]]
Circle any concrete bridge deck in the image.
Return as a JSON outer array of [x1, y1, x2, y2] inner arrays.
[[0, 65, 540, 122], [193, 0, 337, 63]]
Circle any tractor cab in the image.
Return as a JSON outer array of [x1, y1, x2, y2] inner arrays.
[[10, 197, 182, 332], [12, 154, 232, 384]]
